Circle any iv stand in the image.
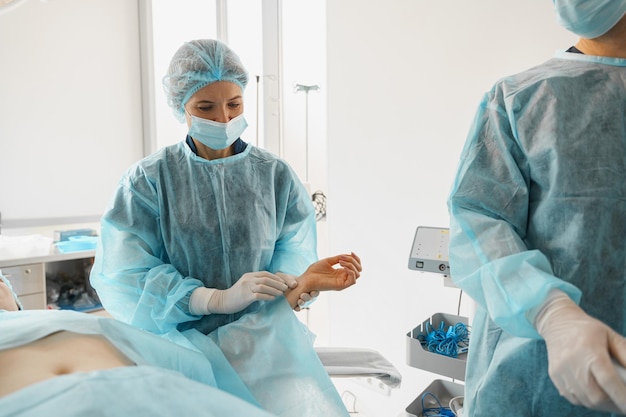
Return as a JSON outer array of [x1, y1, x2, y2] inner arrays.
[[294, 84, 326, 222], [294, 84, 324, 327], [294, 84, 320, 183]]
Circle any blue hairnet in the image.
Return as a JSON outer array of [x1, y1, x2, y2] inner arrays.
[[553, 0, 626, 38], [163, 39, 249, 122]]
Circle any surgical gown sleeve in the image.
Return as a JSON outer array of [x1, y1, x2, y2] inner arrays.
[[91, 167, 204, 335], [447, 88, 582, 339], [268, 176, 317, 276]]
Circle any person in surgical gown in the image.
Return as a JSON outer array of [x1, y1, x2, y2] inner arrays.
[[448, 1, 626, 416], [90, 39, 322, 338]]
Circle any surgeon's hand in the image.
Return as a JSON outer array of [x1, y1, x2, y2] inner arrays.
[[207, 271, 296, 314], [276, 272, 318, 311], [294, 290, 320, 311], [535, 291, 626, 413]]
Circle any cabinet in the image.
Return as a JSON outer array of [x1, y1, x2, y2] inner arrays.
[[0, 250, 99, 311]]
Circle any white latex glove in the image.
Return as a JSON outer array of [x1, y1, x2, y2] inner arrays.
[[534, 290, 626, 413], [296, 290, 319, 311], [193, 271, 295, 315], [275, 272, 319, 311]]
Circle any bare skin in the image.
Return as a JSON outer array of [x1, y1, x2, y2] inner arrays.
[[0, 331, 134, 398], [0, 282, 133, 398], [0, 280, 18, 312], [0, 253, 362, 398], [283, 252, 362, 309]]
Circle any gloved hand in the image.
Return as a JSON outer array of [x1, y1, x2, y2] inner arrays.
[[206, 271, 296, 314], [534, 290, 626, 413], [276, 272, 319, 311], [295, 290, 320, 311]]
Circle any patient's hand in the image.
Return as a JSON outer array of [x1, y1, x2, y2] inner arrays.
[[283, 253, 361, 309], [302, 253, 362, 291]]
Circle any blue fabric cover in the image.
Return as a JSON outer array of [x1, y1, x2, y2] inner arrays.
[[188, 299, 349, 417], [0, 298, 348, 417]]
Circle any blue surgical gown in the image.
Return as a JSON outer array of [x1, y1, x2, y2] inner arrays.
[[0, 299, 349, 417], [90, 141, 317, 335], [448, 51, 626, 416]]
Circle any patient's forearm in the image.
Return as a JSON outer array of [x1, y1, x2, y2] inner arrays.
[[283, 254, 360, 309]]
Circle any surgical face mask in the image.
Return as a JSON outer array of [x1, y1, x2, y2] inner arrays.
[[187, 113, 248, 150]]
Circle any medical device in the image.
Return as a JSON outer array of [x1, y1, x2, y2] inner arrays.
[[403, 225, 466, 417], [408, 226, 450, 276]]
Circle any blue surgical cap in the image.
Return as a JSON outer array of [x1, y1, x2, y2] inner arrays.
[[553, 0, 626, 38], [163, 39, 249, 122]]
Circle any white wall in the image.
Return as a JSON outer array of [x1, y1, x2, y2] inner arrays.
[[0, 0, 267, 227], [0, 0, 144, 225], [325, 1, 577, 414]]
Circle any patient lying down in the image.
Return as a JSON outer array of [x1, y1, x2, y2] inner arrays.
[[0, 253, 361, 417]]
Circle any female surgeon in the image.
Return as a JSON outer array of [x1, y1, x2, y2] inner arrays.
[[447, 1, 626, 416], [90, 39, 341, 339]]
